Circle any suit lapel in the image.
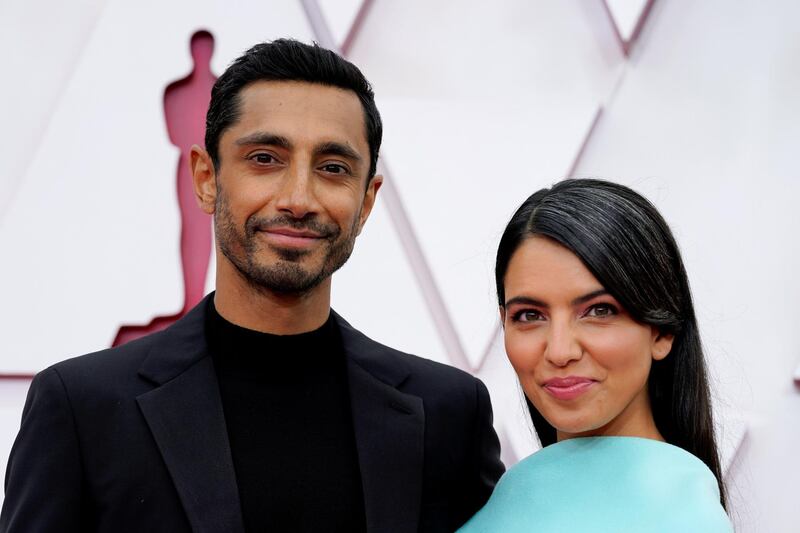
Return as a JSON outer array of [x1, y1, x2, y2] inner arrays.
[[134, 302, 424, 533], [336, 313, 425, 533], [136, 297, 245, 533]]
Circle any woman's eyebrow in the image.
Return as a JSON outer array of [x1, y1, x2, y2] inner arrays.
[[571, 289, 609, 306], [504, 289, 609, 309], [504, 296, 547, 309]]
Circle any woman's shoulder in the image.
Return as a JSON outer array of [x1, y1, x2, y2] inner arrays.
[[515, 435, 717, 483], [458, 437, 733, 533]]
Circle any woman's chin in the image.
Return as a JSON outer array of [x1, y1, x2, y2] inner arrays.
[[546, 417, 607, 441]]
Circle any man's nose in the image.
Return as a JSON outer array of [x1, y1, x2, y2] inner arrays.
[[274, 164, 319, 219], [544, 320, 583, 367]]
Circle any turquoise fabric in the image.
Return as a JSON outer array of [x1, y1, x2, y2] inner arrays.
[[458, 436, 732, 532]]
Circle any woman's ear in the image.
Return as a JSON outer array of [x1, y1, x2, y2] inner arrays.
[[499, 306, 506, 328], [651, 330, 675, 361]]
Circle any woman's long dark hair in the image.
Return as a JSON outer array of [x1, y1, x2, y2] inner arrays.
[[495, 179, 726, 508]]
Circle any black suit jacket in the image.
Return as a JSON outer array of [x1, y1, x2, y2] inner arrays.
[[1, 296, 504, 532]]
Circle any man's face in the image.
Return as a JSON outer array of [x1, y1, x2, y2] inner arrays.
[[199, 80, 381, 294]]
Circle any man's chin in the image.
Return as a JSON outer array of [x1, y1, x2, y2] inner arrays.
[[273, 247, 312, 262], [244, 260, 326, 295]]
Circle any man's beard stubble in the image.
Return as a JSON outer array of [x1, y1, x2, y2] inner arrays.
[[214, 189, 360, 295]]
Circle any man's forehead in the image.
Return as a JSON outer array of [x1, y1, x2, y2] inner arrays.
[[231, 80, 369, 149], [237, 81, 362, 123]]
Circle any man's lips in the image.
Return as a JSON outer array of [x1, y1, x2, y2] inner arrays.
[[259, 227, 326, 248], [542, 376, 597, 400]]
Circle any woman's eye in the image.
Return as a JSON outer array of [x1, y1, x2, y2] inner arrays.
[[585, 303, 618, 318], [512, 310, 544, 323]]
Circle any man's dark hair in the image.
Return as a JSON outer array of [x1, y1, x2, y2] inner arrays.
[[205, 38, 382, 179]]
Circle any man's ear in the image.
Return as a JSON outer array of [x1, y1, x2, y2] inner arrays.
[[651, 330, 675, 361], [356, 174, 383, 235], [190, 145, 217, 214]]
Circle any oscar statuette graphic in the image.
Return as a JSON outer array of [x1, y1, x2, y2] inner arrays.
[[113, 30, 217, 347]]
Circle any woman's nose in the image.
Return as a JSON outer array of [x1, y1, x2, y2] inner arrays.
[[544, 321, 582, 367]]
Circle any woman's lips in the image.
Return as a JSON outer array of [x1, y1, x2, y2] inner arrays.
[[542, 377, 597, 400]]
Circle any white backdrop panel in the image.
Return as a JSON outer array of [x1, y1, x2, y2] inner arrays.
[[0, 0, 107, 219], [347, 0, 626, 366]]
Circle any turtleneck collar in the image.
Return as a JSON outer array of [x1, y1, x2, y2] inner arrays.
[[205, 298, 344, 380]]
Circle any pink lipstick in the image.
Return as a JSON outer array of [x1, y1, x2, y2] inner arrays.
[[543, 376, 597, 400]]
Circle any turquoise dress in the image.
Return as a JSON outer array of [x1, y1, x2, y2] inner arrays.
[[458, 436, 732, 532]]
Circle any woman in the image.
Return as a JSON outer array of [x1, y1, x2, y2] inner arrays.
[[459, 179, 732, 532]]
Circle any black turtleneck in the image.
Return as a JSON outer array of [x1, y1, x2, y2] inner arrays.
[[206, 300, 366, 533]]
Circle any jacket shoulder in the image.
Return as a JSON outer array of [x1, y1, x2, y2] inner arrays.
[[334, 312, 479, 387], [337, 314, 484, 400], [48, 295, 211, 389], [45, 328, 169, 394], [385, 344, 479, 388], [53, 328, 164, 372]]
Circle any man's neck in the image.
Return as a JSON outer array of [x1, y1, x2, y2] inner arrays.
[[213, 260, 332, 335]]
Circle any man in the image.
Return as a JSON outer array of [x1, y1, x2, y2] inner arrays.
[[0, 39, 503, 532]]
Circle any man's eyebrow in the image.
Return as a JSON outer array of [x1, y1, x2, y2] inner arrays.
[[503, 289, 609, 309], [314, 141, 363, 163], [235, 132, 292, 149]]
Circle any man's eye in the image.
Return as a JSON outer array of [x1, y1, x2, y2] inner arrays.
[[320, 164, 348, 174], [585, 303, 618, 318], [251, 153, 276, 164]]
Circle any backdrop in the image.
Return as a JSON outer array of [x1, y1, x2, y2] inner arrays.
[[1, 1, 798, 530]]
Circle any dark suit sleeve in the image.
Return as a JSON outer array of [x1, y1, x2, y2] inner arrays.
[[469, 379, 504, 512], [1, 367, 86, 532]]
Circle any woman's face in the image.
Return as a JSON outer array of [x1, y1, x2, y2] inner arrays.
[[501, 236, 673, 442]]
